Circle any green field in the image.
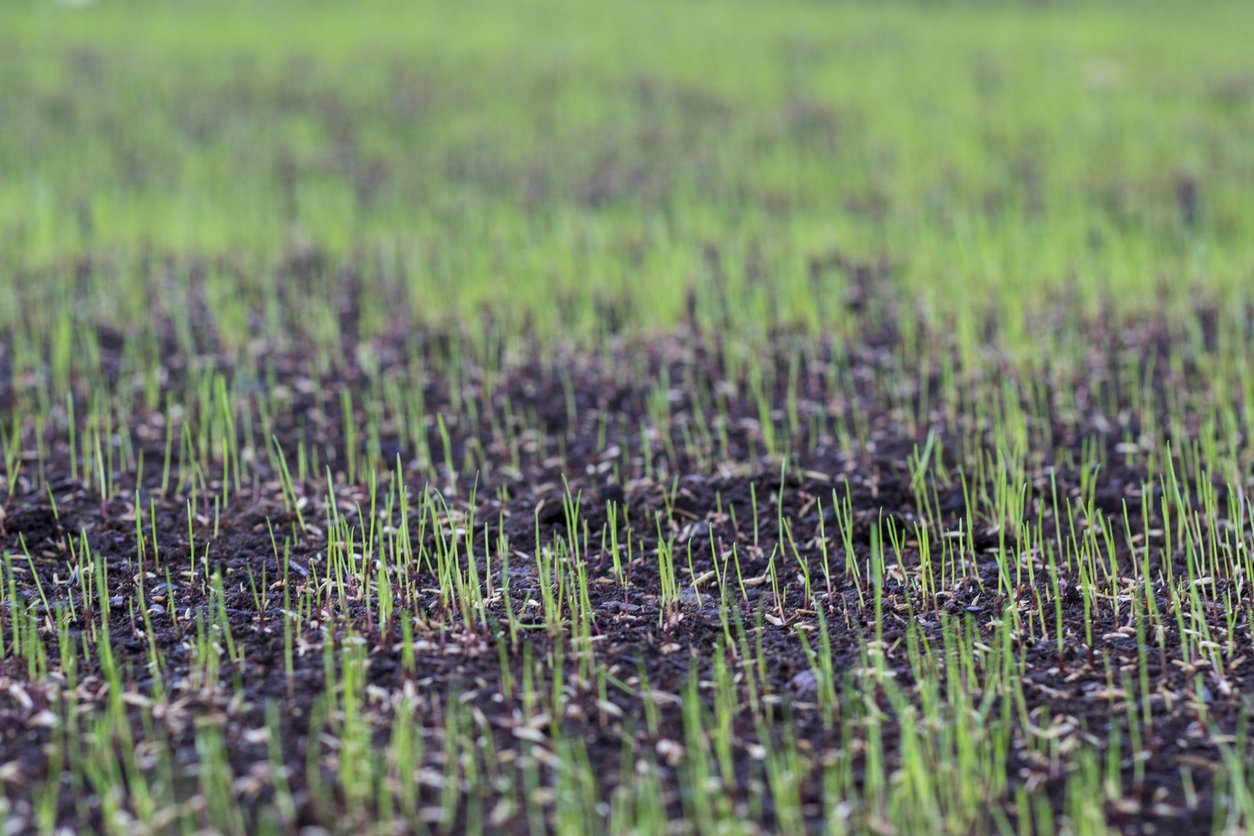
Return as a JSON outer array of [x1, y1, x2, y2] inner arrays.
[[3, 0, 1254, 833]]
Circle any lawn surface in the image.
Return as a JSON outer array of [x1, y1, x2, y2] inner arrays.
[[3, 1, 1254, 833]]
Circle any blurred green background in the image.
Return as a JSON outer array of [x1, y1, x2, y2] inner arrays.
[[2, 0, 1252, 363]]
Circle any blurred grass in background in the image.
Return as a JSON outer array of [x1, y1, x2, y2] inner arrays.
[[2, 0, 1252, 362]]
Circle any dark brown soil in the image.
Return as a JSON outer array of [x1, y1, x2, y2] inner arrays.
[[0, 315, 1244, 834]]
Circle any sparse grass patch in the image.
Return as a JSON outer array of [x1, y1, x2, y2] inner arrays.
[[3, 0, 1254, 833]]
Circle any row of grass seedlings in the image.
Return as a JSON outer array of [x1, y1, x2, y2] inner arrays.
[[9, 503, 1128, 832], [5, 287, 1254, 824], [0, 411, 23, 506], [702, 524, 738, 657], [208, 572, 244, 696], [827, 484, 864, 608], [813, 495, 835, 606], [374, 468, 406, 647], [134, 496, 172, 686], [731, 605, 764, 719], [935, 611, 1005, 829], [191, 716, 249, 834], [1211, 707, 1254, 832], [394, 469, 427, 626], [336, 633, 382, 825], [1016, 471, 1048, 643], [682, 365, 720, 470], [532, 508, 563, 638], [849, 635, 888, 826], [747, 360, 779, 462], [73, 666, 183, 832], [381, 367, 433, 475], [678, 664, 737, 830], [607, 725, 668, 832], [416, 481, 451, 631], [1163, 455, 1209, 680], [907, 429, 941, 533], [557, 481, 597, 683], [708, 634, 739, 786], [773, 459, 811, 612], [882, 515, 920, 629], [603, 498, 629, 592], [551, 732, 599, 835], [1129, 491, 1166, 726], [655, 520, 681, 632], [353, 470, 382, 636], [3, 549, 49, 680], [795, 603, 838, 725], [645, 367, 678, 475]]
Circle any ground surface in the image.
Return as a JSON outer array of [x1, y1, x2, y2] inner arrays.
[[3, 0, 1254, 834], [2, 316, 1251, 834]]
